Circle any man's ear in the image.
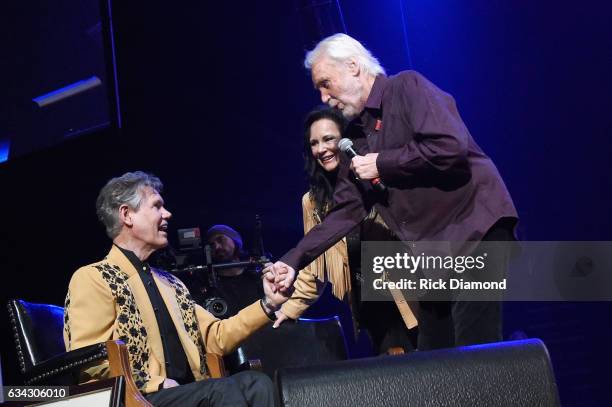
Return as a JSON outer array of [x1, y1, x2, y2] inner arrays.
[[346, 57, 360, 77], [119, 204, 133, 227]]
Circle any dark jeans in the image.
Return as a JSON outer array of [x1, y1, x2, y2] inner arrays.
[[417, 219, 516, 351], [144, 371, 274, 407]]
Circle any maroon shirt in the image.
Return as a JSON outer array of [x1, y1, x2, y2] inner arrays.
[[281, 71, 517, 271]]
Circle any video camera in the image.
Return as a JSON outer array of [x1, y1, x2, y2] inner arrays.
[[156, 215, 272, 318]]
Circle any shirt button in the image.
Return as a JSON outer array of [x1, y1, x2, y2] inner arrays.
[[154, 307, 159, 312]]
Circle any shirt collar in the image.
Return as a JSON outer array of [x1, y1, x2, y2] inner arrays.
[[114, 244, 149, 273], [364, 74, 388, 110]]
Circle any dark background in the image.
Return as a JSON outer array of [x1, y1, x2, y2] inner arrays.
[[1, 0, 611, 405]]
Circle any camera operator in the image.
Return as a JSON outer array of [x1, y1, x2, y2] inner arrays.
[[206, 225, 264, 317]]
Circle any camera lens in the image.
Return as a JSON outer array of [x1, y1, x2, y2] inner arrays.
[[204, 297, 229, 318]]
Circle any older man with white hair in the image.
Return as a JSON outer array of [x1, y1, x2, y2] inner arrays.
[[268, 33, 518, 350]]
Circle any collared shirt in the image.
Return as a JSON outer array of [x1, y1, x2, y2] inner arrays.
[[281, 70, 517, 270], [116, 245, 194, 385]]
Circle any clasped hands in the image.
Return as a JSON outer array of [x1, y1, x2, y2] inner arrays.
[[262, 261, 296, 328]]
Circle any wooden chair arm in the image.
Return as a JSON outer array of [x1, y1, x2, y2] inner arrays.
[[206, 353, 227, 378], [105, 342, 228, 405], [106, 340, 153, 407]]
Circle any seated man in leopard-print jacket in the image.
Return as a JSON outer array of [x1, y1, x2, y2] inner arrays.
[[63, 171, 288, 407]]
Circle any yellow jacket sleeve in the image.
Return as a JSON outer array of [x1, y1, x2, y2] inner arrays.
[[196, 301, 270, 355]]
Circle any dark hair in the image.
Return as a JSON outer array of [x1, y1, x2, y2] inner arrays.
[[302, 107, 347, 217]]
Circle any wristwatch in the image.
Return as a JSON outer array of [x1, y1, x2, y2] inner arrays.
[[260, 297, 277, 321]]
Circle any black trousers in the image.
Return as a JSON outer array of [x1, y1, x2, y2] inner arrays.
[[358, 300, 417, 354], [417, 219, 516, 351], [144, 371, 274, 407]]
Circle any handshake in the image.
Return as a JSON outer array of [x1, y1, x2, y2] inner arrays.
[[260, 262, 297, 328]]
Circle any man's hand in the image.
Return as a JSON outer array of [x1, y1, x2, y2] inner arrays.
[[262, 277, 292, 309], [162, 378, 179, 389], [261, 262, 275, 283], [350, 153, 379, 180], [262, 261, 296, 293]]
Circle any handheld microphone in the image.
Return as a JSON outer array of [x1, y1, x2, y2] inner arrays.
[[338, 138, 387, 193]]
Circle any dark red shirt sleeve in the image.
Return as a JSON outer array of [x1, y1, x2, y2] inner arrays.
[[280, 158, 368, 271], [376, 72, 470, 185]]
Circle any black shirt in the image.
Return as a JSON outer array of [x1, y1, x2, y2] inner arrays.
[[116, 245, 194, 385]]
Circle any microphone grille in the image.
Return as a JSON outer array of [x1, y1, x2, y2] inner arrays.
[[338, 138, 353, 152]]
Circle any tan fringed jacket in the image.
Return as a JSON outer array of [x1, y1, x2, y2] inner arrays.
[[280, 192, 419, 332], [280, 192, 353, 320], [63, 245, 271, 393]]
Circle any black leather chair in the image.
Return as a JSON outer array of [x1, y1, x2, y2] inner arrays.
[[276, 338, 561, 407], [7, 299, 233, 406], [7, 299, 110, 386], [7, 299, 153, 407], [226, 315, 348, 379]]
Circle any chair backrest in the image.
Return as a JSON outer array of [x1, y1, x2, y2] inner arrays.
[[7, 299, 66, 373], [276, 338, 561, 407], [227, 316, 348, 379]]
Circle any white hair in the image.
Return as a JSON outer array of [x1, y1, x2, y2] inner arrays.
[[304, 33, 386, 76]]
